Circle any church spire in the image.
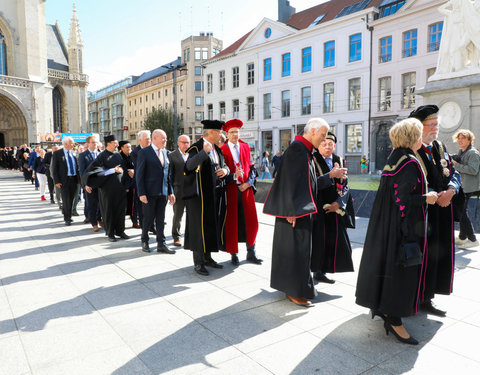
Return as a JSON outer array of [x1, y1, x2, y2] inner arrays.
[[68, 3, 83, 48], [68, 3, 84, 74]]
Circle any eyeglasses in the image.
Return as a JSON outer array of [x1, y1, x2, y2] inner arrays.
[[228, 131, 240, 134], [179, 141, 190, 144]]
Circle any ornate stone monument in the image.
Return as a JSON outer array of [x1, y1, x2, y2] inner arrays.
[[418, 0, 480, 150]]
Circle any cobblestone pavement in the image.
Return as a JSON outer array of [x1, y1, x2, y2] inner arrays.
[[1, 168, 479, 374]]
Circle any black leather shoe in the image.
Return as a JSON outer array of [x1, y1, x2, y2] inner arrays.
[[420, 300, 446, 317], [65, 220, 72, 226], [314, 272, 335, 284], [108, 236, 117, 242], [205, 260, 223, 269], [50, 199, 55, 204], [231, 254, 240, 266], [118, 233, 130, 240], [83, 218, 90, 224], [141, 242, 151, 253], [194, 264, 209, 276], [72, 211, 79, 216], [246, 255, 263, 265], [157, 245, 175, 254]]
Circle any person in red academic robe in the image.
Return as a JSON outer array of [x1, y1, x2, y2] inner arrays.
[[221, 119, 261, 266]]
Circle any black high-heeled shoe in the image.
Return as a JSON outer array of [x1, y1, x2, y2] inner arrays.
[[370, 309, 386, 322], [384, 320, 418, 345]]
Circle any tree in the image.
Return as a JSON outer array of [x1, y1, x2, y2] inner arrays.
[[143, 108, 183, 150]]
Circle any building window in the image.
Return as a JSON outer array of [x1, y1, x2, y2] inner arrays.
[[262, 131, 272, 154], [402, 72, 416, 109], [180, 99, 183, 107], [165, 103, 168, 110], [247, 63, 254, 85], [378, 77, 391, 111], [212, 48, 220, 56], [324, 41, 335, 67], [346, 124, 362, 153], [195, 96, 203, 106], [151, 93, 154, 100], [140, 97, 142, 104], [145, 107, 149, 115], [207, 104, 213, 120], [428, 22, 443, 52], [180, 113, 184, 121], [379, 0, 406, 17], [184, 48, 190, 62], [165, 89, 168, 96], [281, 90, 290, 117], [134, 98, 136, 105], [194, 47, 201, 60], [140, 109, 143, 116], [403, 29, 417, 57], [301, 87, 311, 115], [323, 82, 334, 113], [302, 47, 312, 72], [158, 91, 161, 98], [232, 66, 239, 88], [263, 93, 271, 120], [195, 81, 203, 91], [219, 70, 225, 91], [349, 33, 362, 62], [264, 58, 272, 80], [282, 53, 291, 76], [232, 99, 239, 118], [202, 47, 208, 60], [280, 129, 292, 152], [379, 36, 392, 63], [348, 78, 361, 110], [195, 112, 203, 121], [195, 66, 202, 75], [207, 74, 212, 93], [247, 97, 254, 120], [219, 101, 226, 121]]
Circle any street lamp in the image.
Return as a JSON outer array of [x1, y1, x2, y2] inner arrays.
[[162, 63, 187, 142]]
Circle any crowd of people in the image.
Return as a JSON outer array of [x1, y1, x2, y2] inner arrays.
[[1, 104, 479, 347]]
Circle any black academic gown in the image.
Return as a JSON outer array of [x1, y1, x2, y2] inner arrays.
[[416, 140, 461, 299], [312, 152, 354, 274], [356, 148, 428, 317], [184, 139, 228, 257], [263, 138, 333, 299], [120, 152, 135, 218], [84, 150, 126, 237]]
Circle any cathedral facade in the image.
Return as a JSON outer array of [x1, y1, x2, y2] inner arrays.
[[0, 0, 88, 147]]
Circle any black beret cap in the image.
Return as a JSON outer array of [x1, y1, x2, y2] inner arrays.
[[104, 134, 117, 144], [409, 105, 439, 122], [118, 140, 130, 148], [201, 120, 225, 130], [326, 132, 337, 143]]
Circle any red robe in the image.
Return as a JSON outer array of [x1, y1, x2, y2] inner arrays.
[[221, 140, 258, 253]]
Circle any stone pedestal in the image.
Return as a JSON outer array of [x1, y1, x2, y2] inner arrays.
[[417, 73, 480, 151]]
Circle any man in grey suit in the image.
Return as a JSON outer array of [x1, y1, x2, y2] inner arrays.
[[168, 135, 191, 246]]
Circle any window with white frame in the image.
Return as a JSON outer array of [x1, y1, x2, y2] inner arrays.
[[378, 77, 391, 111], [402, 72, 416, 109], [247, 63, 254, 85], [281, 90, 290, 117], [323, 82, 334, 113], [247, 97, 254, 120], [207, 74, 212, 93], [232, 99, 239, 118], [232, 66, 239, 88], [348, 78, 361, 110], [301, 87, 311, 115], [264, 93, 271, 120], [219, 70, 225, 91]]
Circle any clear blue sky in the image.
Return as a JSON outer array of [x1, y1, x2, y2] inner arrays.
[[45, 0, 325, 90]]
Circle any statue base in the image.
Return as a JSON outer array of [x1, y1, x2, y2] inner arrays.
[[417, 74, 480, 151]]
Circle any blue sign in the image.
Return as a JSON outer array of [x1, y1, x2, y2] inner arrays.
[[61, 133, 94, 143]]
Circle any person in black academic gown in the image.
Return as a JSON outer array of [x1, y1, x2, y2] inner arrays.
[[184, 120, 229, 276], [119, 140, 136, 226], [410, 105, 462, 317], [83, 134, 129, 242], [356, 118, 438, 345], [263, 118, 347, 307], [312, 132, 354, 284]]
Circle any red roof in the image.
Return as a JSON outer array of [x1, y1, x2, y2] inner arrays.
[[211, 0, 384, 60]]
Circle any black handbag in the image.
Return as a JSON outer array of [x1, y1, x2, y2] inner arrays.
[[399, 242, 423, 267], [183, 168, 200, 200]]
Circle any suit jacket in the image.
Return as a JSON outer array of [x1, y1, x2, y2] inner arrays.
[[52, 148, 80, 185], [136, 145, 172, 197], [78, 149, 97, 183], [168, 149, 187, 198]]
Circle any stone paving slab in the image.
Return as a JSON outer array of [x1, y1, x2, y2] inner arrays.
[[1, 169, 480, 374]]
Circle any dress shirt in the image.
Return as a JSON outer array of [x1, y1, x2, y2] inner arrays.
[[228, 141, 241, 165], [63, 148, 76, 176], [203, 139, 218, 164], [179, 148, 188, 162], [152, 144, 165, 166]]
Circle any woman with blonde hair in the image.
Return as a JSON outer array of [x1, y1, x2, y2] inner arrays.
[[452, 129, 480, 248], [356, 118, 438, 345]]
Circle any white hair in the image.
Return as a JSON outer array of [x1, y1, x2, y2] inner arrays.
[[62, 136, 74, 145], [137, 130, 151, 141], [304, 118, 329, 134]]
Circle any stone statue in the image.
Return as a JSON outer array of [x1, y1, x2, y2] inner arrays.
[[436, 0, 480, 75]]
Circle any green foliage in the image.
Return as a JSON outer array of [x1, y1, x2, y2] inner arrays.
[[143, 108, 182, 150]]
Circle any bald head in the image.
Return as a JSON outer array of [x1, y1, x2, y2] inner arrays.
[[152, 129, 167, 149]]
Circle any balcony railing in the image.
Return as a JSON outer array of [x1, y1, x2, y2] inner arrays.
[[0, 74, 33, 88], [48, 69, 89, 83]]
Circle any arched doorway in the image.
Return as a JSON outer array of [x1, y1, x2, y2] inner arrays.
[[52, 86, 65, 133], [0, 93, 28, 146]]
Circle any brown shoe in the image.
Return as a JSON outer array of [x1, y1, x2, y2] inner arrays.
[[132, 223, 141, 229], [92, 225, 99, 232], [173, 239, 182, 246], [286, 295, 312, 307], [98, 220, 104, 228]]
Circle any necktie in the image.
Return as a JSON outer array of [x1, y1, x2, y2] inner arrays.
[[67, 151, 75, 176], [326, 157, 333, 169], [423, 145, 433, 161], [158, 149, 164, 166], [234, 144, 240, 163]]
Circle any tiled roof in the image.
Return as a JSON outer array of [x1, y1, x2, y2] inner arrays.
[[212, 30, 252, 59], [128, 57, 182, 87]]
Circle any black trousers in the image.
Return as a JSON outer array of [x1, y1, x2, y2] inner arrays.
[[141, 195, 167, 245], [86, 188, 101, 226], [134, 189, 144, 226], [459, 192, 479, 241], [46, 171, 55, 200], [172, 195, 185, 240], [61, 177, 78, 222]]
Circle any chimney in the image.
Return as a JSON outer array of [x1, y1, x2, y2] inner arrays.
[[278, 0, 296, 23]]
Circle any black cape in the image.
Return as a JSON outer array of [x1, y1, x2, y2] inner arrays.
[[84, 150, 126, 237], [356, 148, 428, 317], [184, 139, 228, 253], [263, 139, 333, 299], [416, 141, 461, 298], [312, 152, 354, 274]]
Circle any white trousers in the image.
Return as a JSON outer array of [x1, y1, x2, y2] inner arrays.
[[37, 173, 47, 196]]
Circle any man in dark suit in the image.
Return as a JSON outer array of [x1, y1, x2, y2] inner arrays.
[[168, 134, 191, 247], [79, 135, 101, 232], [51, 136, 80, 225], [136, 129, 175, 253], [43, 148, 55, 204], [131, 130, 151, 229]]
